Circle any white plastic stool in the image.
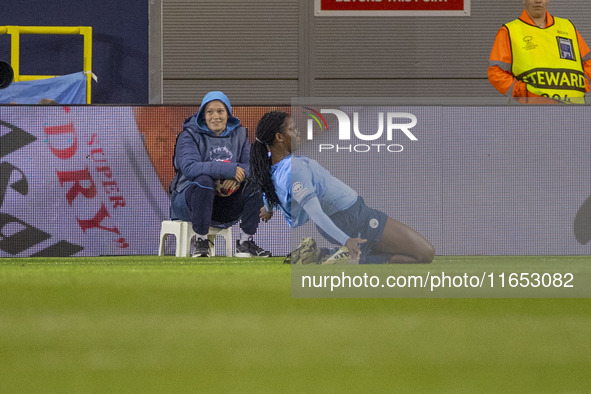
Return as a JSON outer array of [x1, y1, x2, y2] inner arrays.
[[205, 226, 233, 257], [158, 220, 233, 257]]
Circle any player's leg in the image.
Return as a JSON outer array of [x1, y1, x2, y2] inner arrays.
[[372, 217, 434, 264]]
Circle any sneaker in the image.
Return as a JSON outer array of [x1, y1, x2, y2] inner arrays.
[[320, 246, 357, 264], [192, 237, 212, 258], [283, 253, 292, 264], [289, 237, 320, 265], [235, 238, 272, 257]]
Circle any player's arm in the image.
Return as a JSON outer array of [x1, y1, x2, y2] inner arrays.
[[291, 165, 349, 247], [260, 194, 273, 222], [302, 197, 365, 260]]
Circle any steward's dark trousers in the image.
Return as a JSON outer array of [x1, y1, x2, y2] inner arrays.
[[185, 174, 262, 236]]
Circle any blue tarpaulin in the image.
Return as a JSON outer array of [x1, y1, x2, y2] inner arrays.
[[0, 72, 87, 104]]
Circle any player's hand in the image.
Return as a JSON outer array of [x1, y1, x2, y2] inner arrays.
[[345, 237, 366, 263], [260, 206, 273, 222], [221, 179, 239, 190], [234, 166, 245, 183]]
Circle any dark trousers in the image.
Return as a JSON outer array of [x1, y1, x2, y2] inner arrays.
[[184, 174, 262, 236]]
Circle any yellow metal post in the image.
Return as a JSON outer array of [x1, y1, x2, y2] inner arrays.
[[9, 27, 20, 80], [80, 26, 92, 105], [0, 25, 93, 103]]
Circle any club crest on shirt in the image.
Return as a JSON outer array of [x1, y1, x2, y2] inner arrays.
[[369, 218, 379, 229], [557, 37, 576, 61]]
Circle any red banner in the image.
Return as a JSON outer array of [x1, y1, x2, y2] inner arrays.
[[316, 0, 470, 16]]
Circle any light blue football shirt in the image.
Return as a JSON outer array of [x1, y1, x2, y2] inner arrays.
[[270, 155, 358, 231]]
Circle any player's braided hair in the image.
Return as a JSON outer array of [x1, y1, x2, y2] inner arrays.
[[249, 111, 290, 206]]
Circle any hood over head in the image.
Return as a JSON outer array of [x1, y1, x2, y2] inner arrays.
[[184, 91, 241, 136]]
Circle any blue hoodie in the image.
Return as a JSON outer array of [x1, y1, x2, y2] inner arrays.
[[170, 91, 250, 194]]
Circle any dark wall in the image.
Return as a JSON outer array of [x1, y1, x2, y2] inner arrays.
[[0, 0, 148, 104]]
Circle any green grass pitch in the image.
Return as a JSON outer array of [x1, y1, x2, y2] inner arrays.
[[1, 256, 590, 393]]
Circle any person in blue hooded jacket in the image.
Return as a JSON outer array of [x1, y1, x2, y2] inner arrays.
[[170, 91, 271, 258]]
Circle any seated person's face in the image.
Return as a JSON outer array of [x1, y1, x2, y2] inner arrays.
[[205, 100, 228, 134]]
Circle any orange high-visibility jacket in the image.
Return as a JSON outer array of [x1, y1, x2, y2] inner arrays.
[[488, 10, 591, 101]]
